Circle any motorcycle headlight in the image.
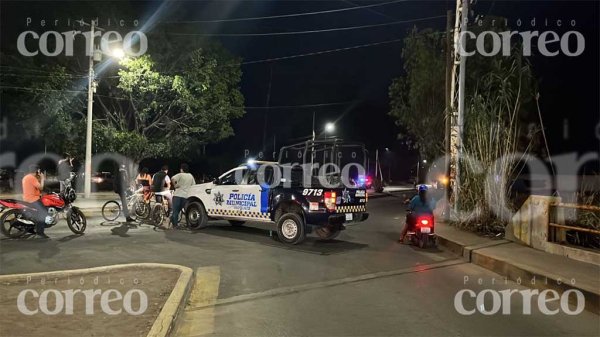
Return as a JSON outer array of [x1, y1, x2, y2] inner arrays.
[[68, 190, 77, 202]]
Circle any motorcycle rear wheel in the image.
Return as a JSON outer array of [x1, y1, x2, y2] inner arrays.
[[0, 209, 28, 238], [67, 207, 87, 234]]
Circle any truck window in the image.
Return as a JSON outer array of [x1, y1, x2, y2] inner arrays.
[[219, 168, 246, 185], [246, 166, 274, 186]]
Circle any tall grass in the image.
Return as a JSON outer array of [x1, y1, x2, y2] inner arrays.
[[452, 58, 534, 235]]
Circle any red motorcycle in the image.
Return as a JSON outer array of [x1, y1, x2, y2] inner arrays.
[[0, 173, 86, 238], [406, 211, 437, 248]]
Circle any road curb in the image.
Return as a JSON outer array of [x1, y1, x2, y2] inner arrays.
[[0, 263, 195, 337], [147, 264, 194, 337], [436, 232, 600, 314]]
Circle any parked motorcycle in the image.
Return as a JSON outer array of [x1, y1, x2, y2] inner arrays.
[[405, 210, 437, 248], [0, 172, 86, 238]]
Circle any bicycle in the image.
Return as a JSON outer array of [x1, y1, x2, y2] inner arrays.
[[149, 192, 185, 228], [101, 187, 150, 222]]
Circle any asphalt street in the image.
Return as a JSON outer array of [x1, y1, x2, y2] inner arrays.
[[1, 197, 598, 336]]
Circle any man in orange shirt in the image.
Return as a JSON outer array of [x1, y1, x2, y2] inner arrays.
[[22, 165, 49, 238]]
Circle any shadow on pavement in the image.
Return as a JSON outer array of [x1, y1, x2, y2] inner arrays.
[[100, 220, 122, 227], [57, 234, 85, 243], [198, 225, 368, 255], [110, 223, 133, 237]]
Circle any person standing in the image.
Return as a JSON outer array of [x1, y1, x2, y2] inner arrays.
[[57, 153, 73, 181], [114, 164, 134, 223], [57, 153, 74, 192], [170, 163, 195, 228], [22, 165, 48, 238]]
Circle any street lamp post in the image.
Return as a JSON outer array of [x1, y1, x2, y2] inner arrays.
[[82, 20, 124, 198], [83, 20, 96, 199]]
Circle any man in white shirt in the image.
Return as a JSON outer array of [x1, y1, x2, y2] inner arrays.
[[170, 163, 196, 228]]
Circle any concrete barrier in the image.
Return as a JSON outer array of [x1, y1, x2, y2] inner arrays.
[[508, 195, 599, 266]]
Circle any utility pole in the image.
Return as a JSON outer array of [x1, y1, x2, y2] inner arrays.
[[444, 9, 453, 217], [375, 149, 379, 179], [311, 111, 316, 141], [84, 19, 96, 199], [449, 0, 469, 210]]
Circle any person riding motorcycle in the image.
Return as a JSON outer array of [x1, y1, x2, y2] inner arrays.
[[22, 165, 49, 238], [398, 185, 436, 243]]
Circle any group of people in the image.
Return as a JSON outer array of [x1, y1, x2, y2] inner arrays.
[[114, 163, 196, 229]]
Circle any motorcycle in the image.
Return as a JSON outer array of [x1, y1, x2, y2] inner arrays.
[[0, 172, 86, 238], [405, 210, 437, 248]]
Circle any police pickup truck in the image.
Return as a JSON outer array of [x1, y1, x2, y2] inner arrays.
[[184, 161, 369, 244]]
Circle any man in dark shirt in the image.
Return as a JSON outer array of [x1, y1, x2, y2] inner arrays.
[[114, 164, 134, 223]]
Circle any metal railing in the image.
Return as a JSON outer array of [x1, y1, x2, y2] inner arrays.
[[548, 203, 600, 248]]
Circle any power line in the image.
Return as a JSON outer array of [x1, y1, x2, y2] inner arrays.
[[242, 38, 404, 65], [0, 86, 85, 93], [167, 14, 447, 37], [164, 0, 409, 24], [0, 73, 88, 79], [0, 65, 86, 76], [245, 100, 356, 109]]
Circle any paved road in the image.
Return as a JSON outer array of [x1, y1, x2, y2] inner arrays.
[[1, 197, 598, 336]]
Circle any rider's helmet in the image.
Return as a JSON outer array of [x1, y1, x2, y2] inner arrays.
[[418, 185, 428, 192]]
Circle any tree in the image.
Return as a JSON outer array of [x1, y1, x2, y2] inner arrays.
[[0, 62, 86, 155], [389, 19, 540, 232], [388, 28, 446, 161], [94, 41, 245, 161]]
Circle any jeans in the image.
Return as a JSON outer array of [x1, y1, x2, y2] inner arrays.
[[118, 190, 131, 219], [31, 200, 47, 235], [171, 196, 186, 227]]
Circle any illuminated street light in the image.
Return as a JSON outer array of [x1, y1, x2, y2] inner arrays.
[[111, 48, 125, 59], [325, 122, 335, 133]]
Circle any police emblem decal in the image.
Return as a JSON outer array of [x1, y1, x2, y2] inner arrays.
[[342, 188, 352, 203], [214, 191, 224, 206]]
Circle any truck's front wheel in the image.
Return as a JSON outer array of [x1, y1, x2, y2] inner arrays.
[[186, 201, 208, 229], [276, 213, 306, 245]]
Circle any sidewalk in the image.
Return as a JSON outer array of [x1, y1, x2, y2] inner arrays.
[[436, 222, 600, 314], [368, 185, 414, 199]]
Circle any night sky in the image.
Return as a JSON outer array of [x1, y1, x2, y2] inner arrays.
[[1, 0, 599, 177]]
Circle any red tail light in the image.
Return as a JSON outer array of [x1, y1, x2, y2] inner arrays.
[[416, 217, 433, 227], [324, 191, 336, 212]]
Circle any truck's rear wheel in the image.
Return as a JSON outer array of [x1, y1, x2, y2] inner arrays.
[[186, 201, 208, 229], [276, 213, 305, 245]]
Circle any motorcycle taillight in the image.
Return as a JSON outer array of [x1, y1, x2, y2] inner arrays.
[[416, 217, 434, 227], [324, 191, 336, 212]]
